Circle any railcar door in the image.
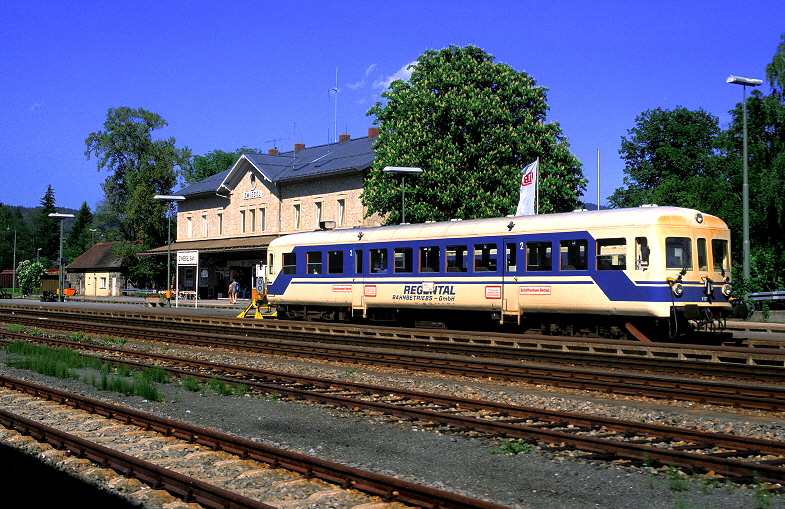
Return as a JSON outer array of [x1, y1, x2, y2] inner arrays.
[[350, 248, 365, 318], [502, 238, 520, 323]]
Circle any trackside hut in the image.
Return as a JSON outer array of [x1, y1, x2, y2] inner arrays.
[[141, 129, 383, 299], [65, 242, 127, 297]]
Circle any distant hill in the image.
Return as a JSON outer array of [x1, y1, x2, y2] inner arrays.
[[3, 204, 79, 229]]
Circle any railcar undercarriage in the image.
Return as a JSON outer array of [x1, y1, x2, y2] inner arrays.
[[275, 303, 733, 342]]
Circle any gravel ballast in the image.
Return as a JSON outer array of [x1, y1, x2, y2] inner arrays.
[[1, 344, 785, 509]]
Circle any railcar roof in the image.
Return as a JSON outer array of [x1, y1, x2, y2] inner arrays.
[[269, 206, 727, 248]]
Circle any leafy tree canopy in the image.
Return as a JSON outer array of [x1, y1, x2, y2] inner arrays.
[[364, 45, 586, 224], [16, 260, 46, 296], [185, 147, 261, 185], [608, 107, 726, 211], [85, 107, 192, 248]]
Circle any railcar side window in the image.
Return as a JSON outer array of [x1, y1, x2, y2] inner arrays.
[[697, 238, 708, 271], [394, 248, 413, 273], [560, 240, 587, 270], [306, 251, 322, 274], [419, 246, 440, 273], [269, 254, 274, 275], [635, 237, 649, 270], [506, 243, 517, 272], [712, 239, 730, 272], [370, 248, 388, 273], [526, 242, 552, 271], [596, 238, 627, 270], [328, 250, 343, 274], [666, 237, 692, 271], [354, 249, 363, 274], [446, 245, 468, 272], [282, 253, 296, 274], [474, 244, 498, 272]]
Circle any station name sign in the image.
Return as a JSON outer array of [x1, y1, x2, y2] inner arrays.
[[177, 250, 199, 266], [243, 190, 264, 199]]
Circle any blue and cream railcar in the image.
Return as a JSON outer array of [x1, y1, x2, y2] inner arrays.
[[265, 206, 733, 338]]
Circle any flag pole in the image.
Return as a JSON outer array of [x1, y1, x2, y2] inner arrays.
[[535, 157, 540, 215]]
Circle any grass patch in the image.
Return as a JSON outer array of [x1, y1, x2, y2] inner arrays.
[[182, 376, 201, 392], [3, 340, 165, 401], [67, 332, 92, 342], [490, 439, 535, 455]]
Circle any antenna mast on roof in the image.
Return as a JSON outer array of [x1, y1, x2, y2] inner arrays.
[[328, 67, 338, 143], [264, 137, 289, 150]]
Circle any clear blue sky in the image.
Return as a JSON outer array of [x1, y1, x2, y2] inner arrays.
[[1, 1, 782, 211]]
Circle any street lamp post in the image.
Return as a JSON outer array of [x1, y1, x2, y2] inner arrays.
[[153, 195, 185, 306], [726, 75, 763, 280], [6, 228, 16, 298], [48, 213, 75, 302], [382, 166, 423, 224]]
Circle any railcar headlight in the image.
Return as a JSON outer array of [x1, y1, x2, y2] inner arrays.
[[722, 284, 733, 297], [667, 277, 684, 298]]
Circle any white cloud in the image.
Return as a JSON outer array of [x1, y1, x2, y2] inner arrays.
[[373, 61, 417, 90], [346, 63, 380, 90]]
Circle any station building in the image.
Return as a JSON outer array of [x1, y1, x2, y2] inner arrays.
[[144, 128, 384, 299]]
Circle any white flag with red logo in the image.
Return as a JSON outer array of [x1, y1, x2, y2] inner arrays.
[[515, 159, 538, 216]]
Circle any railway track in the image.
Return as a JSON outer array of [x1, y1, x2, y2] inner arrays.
[[3, 305, 785, 379], [0, 375, 509, 509], [3, 337, 785, 487], [3, 320, 785, 412]]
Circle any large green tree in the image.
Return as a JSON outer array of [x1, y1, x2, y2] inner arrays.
[[185, 147, 260, 185], [608, 107, 728, 214], [716, 34, 785, 292], [364, 45, 586, 224], [85, 107, 191, 288], [85, 107, 192, 246]]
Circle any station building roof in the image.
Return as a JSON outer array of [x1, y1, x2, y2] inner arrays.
[[177, 134, 376, 198], [139, 235, 280, 257]]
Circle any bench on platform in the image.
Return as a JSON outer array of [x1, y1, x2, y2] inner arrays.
[[121, 289, 157, 296]]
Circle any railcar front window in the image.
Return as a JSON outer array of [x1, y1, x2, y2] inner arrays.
[[395, 248, 413, 273], [370, 248, 388, 273], [328, 250, 343, 274], [526, 242, 552, 271], [560, 239, 587, 270], [474, 244, 498, 272], [419, 246, 440, 273], [282, 253, 296, 274], [306, 252, 322, 274], [597, 238, 627, 270], [697, 238, 708, 271], [666, 237, 692, 271], [712, 239, 730, 272], [446, 246, 468, 272]]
